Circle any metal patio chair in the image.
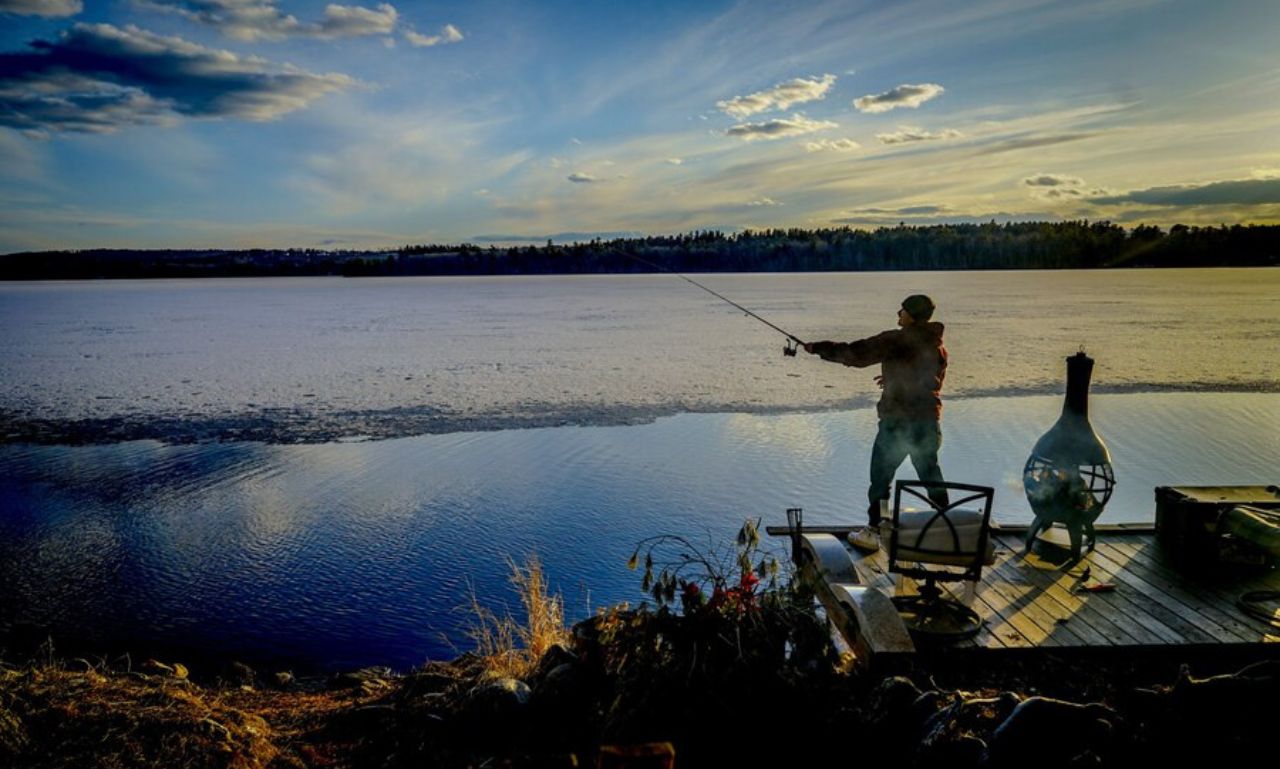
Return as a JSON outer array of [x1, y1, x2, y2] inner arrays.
[[886, 480, 996, 642]]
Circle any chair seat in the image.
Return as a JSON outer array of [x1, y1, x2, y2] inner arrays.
[[892, 507, 995, 566]]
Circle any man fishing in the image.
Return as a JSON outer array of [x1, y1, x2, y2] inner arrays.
[[804, 294, 948, 552]]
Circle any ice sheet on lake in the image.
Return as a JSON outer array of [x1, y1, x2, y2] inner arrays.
[[1, 269, 1277, 443]]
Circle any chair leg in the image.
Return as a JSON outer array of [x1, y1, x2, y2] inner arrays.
[[961, 581, 976, 606]]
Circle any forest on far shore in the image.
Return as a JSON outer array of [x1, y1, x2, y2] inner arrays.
[[2, 221, 1277, 280]]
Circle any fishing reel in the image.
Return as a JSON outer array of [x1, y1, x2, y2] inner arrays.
[[783, 338, 799, 357]]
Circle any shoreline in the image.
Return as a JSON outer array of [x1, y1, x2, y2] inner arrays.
[[3, 385, 1277, 447], [5, 606, 1279, 768]]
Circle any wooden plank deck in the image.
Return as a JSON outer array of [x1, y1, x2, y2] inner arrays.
[[777, 526, 1280, 657]]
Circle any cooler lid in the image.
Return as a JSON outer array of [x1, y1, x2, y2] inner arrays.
[[1156, 485, 1280, 505]]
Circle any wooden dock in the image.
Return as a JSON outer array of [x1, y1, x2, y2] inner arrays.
[[768, 524, 1280, 662]]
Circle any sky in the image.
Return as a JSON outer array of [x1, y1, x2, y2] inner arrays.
[[0, 0, 1277, 252]]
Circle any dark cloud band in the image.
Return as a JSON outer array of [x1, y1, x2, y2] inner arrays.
[[0, 23, 353, 134], [1090, 178, 1280, 206]]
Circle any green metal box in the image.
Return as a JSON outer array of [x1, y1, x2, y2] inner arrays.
[[1154, 485, 1280, 567]]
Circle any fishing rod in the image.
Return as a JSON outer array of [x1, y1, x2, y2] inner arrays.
[[622, 253, 806, 357]]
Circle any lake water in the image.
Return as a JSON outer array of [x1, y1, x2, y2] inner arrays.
[[1, 270, 1277, 671]]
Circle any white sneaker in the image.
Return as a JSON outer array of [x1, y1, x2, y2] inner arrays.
[[849, 526, 881, 553]]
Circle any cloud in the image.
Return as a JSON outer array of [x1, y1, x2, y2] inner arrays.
[[567, 172, 599, 183], [0, 23, 353, 134], [0, 0, 81, 16], [716, 74, 836, 118], [854, 83, 944, 113], [136, 1, 397, 41], [803, 137, 861, 152], [1020, 173, 1110, 201], [1089, 178, 1280, 207], [666, 157, 683, 165], [1251, 167, 1280, 180], [317, 3, 398, 38], [746, 197, 780, 206], [875, 126, 961, 144], [404, 23, 464, 47], [1023, 173, 1085, 188], [725, 114, 837, 141]]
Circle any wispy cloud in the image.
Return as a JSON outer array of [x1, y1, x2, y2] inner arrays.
[[0, 23, 353, 134], [875, 126, 961, 144], [716, 74, 836, 118], [137, 1, 398, 41], [567, 172, 600, 183], [832, 208, 1044, 226], [973, 132, 1099, 156], [290, 105, 531, 216], [746, 197, 781, 206], [726, 114, 837, 141], [854, 83, 944, 113], [404, 23, 463, 48], [0, 0, 81, 17], [1090, 178, 1280, 206], [0, 128, 49, 183], [803, 138, 861, 152], [838, 204, 953, 217]]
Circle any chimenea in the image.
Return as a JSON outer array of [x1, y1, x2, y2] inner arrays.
[[1023, 351, 1116, 561]]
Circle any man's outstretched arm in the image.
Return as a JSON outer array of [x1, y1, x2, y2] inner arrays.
[[803, 331, 897, 367]]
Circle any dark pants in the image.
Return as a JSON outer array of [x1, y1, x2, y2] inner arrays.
[[867, 417, 947, 524]]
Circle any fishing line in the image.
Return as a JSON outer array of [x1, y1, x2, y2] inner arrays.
[[621, 252, 807, 356]]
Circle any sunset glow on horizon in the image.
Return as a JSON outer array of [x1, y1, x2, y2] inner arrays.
[[1, 0, 1278, 252]]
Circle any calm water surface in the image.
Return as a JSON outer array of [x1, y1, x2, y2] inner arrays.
[[2, 392, 1276, 670]]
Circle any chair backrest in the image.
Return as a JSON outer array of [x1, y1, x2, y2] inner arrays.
[[887, 480, 995, 584]]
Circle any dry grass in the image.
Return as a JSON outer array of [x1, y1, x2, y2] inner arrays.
[[0, 664, 290, 769], [0, 661, 395, 769], [464, 554, 570, 681], [0, 554, 573, 767]]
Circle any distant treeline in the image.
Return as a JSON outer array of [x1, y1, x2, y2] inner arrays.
[[3, 221, 1277, 280]]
